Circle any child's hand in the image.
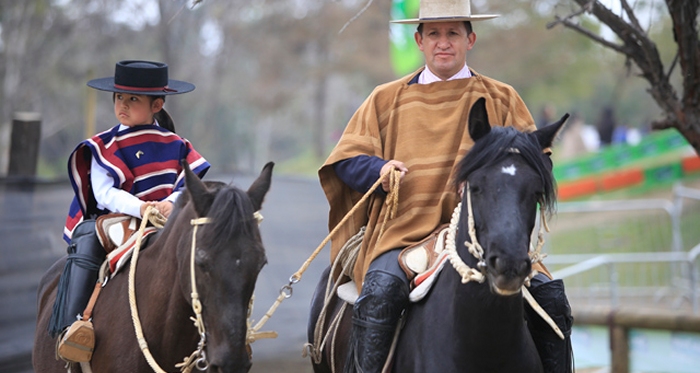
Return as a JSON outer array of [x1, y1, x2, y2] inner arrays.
[[140, 202, 150, 218], [152, 200, 173, 218], [139, 201, 173, 218]]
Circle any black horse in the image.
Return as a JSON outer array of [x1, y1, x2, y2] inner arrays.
[[308, 97, 568, 372]]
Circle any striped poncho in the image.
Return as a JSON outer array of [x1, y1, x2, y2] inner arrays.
[[63, 124, 209, 242], [319, 68, 536, 288]]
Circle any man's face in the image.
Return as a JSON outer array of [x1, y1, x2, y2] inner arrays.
[[414, 21, 476, 80]]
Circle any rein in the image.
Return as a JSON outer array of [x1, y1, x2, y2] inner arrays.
[[253, 169, 400, 353], [126, 206, 209, 373]]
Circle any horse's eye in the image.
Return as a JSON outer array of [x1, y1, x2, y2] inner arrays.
[[469, 185, 481, 195], [195, 249, 211, 272]]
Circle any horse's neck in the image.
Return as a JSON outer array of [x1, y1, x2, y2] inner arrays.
[[128, 219, 200, 348], [450, 235, 527, 339], [135, 217, 190, 292]]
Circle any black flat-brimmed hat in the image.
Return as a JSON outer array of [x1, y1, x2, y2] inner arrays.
[[87, 60, 195, 95]]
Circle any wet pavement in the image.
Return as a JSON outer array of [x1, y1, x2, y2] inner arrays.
[[0, 172, 330, 373]]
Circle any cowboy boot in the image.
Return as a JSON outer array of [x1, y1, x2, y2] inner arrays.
[[48, 220, 105, 361], [344, 270, 409, 373], [525, 277, 574, 373]]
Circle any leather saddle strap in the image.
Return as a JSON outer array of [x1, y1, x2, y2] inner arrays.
[[81, 282, 103, 320]]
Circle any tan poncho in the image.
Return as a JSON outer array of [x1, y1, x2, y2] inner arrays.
[[319, 68, 536, 288]]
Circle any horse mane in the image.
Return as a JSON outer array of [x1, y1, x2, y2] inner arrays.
[[168, 180, 260, 247], [454, 126, 557, 213], [199, 183, 261, 250]]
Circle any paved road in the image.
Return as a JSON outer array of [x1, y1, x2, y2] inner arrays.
[[0, 172, 331, 373]]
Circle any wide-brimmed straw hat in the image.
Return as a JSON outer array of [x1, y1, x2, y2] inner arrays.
[[87, 60, 195, 95], [391, 0, 499, 24]]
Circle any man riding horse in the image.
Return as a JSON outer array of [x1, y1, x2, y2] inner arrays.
[[318, 0, 573, 372]]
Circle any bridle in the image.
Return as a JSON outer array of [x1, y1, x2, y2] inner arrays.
[[127, 208, 263, 373], [444, 182, 548, 286], [445, 182, 564, 339], [181, 216, 212, 372]]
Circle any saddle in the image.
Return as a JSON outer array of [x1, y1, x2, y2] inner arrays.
[[337, 224, 451, 304]]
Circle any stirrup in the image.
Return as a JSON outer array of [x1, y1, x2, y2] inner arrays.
[[57, 319, 95, 363]]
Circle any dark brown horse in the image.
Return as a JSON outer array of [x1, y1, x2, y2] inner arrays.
[[33, 162, 273, 373], [308, 98, 568, 372]]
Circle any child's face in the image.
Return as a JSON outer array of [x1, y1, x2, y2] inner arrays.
[[113, 93, 163, 127]]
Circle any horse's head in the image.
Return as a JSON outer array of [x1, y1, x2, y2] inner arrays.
[[454, 98, 567, 296], [176, 161, 273, 373]]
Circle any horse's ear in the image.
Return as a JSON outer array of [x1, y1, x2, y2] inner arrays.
[[468, 97, 491, 141], [182, 159, 215, 217], [247, 162, 274, 211], [534, 113, 570, 149]]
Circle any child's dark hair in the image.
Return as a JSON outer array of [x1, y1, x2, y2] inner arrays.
[[111, 93, 176, 133], [151, 95, 176, 133]]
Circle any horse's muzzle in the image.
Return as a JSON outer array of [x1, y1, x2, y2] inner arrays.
[[487, 256, 531, 295]]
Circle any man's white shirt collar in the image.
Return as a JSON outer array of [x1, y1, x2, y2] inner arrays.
[[418, 64, 472, 84]]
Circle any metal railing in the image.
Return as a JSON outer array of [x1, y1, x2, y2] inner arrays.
[[544, 183, 700, 314], [549, 244, 700, 313]]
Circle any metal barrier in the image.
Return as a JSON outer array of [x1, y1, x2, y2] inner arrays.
[[545, 183, 700, 314], [549, 245, 700, 314]]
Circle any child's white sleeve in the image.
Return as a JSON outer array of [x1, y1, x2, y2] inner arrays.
[[90, 157, 144, 218], [165, 191, 181, 204]]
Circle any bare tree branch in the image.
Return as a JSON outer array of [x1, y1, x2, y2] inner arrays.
[[338, 0, 374, 34], [666, 51, 679, 81], [546, 0, 593, 29], [620, 0, 644, 33], [551, 16, 627, 54]]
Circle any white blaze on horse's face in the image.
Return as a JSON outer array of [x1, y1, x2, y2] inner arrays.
[[501, 164, 517, 176]]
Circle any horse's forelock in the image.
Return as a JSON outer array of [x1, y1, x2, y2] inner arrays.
[[455, 126, 557, 212], [200, 185, 259, 248]]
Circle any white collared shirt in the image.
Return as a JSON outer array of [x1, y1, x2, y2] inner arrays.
[[417, 64, 472, 84]]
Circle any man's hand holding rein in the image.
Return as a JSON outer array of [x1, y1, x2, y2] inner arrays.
[[380, 160, 408, 192]]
